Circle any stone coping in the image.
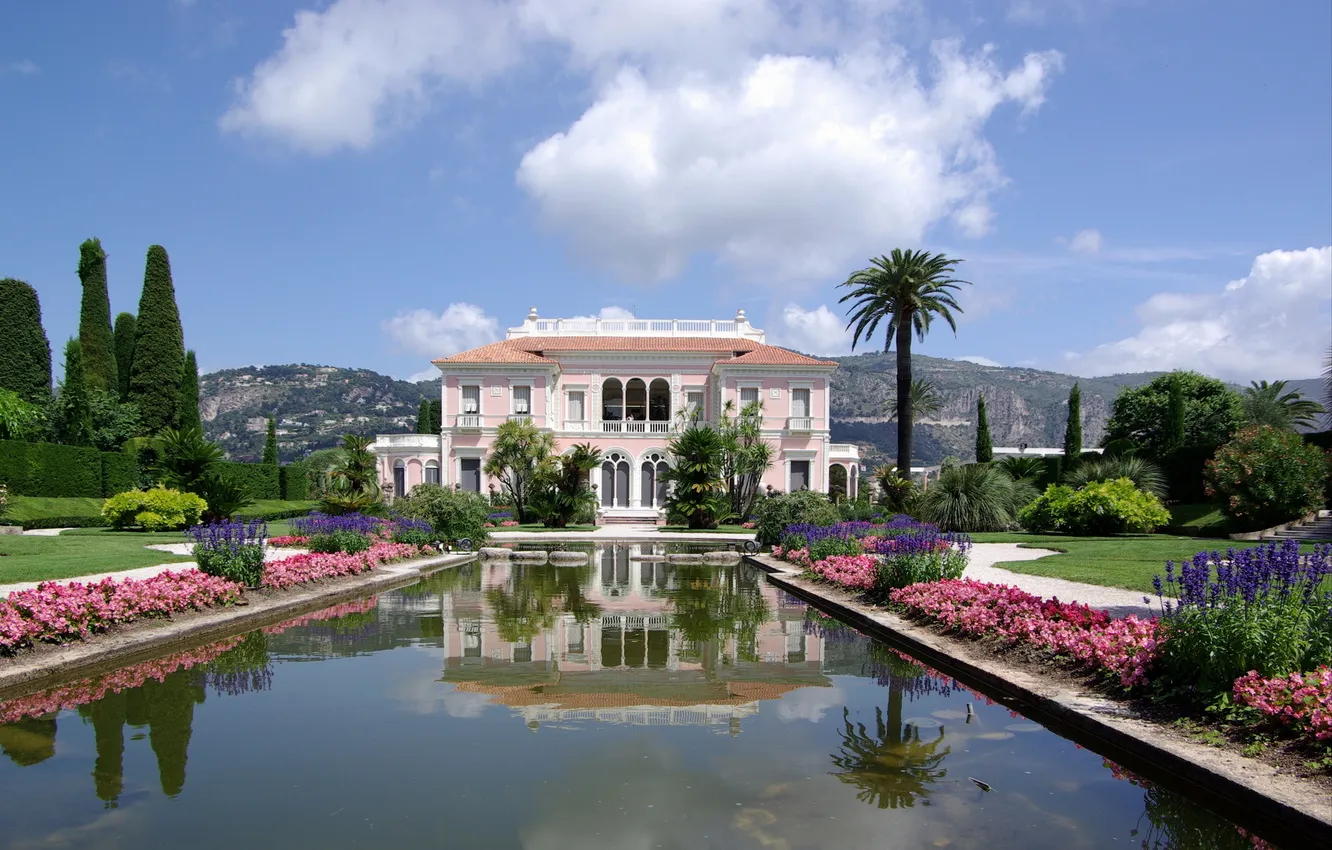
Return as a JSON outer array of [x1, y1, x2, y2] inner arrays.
[[744, 553, 1331, 848], [0, 552, 474, 698]]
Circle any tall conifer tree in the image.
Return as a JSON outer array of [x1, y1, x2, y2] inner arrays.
[[1063, 383, 1083, 463], [0, 278, 52, 404], [430, 399, 442, 433], [262, 416, 279, 466], [58, 338, 93, 446], [975, 394, 993, 463], [77, 238, 117, 392], [129, 246, 185, 433], [416, 399, 430, 434], [177, 350, 202, 433], [113, 312, 136, 401]]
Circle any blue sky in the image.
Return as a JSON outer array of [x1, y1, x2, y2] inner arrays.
[[2, 0, 1329, 383]]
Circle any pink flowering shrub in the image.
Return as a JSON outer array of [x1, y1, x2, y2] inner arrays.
[[808, 554, 880, 590], [0, 570, 243, 654], [1232, 666, 1332, 742], [260, 541, 422, 589], [500, 519, 520, 527], [890, 579, 1161, 689], [268, 535, 308, 547]]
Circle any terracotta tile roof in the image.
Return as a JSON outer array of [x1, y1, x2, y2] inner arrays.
[[434, 336, 836, 367], [453, 680, 826, 708]]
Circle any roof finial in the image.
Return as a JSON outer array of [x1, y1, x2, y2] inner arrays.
[[735, 308, 747, 322], [527, 306, 539, 320]]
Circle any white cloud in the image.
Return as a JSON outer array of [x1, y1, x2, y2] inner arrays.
[[225, 1, 1061, 282], [382, 303, 501, 357], [1064, 246, 1332, 381], [4, 59, 39, 75], [407, 367, 441, 382], [774, 304, 853, 355], [570, 305, 635, 320], [1068, 228, 1101, 254], [775, 686, 846, 723], [958, 355, 1002, 367]]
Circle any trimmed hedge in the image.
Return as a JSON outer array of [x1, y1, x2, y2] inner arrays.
[[213, 460, 281, 500], [0, 440, 102, 497], [18, 515, 108, 530], [280, 461, 309, 501], [236, 504, 317, 521], [101, 451, 140, 496]]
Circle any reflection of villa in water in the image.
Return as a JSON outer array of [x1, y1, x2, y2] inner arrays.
[[439, 545, 828, 732]]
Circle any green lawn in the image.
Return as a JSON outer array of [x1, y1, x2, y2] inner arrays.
[[510, 524, 598, 532], [0, 528, 193, 585], [968, 532, 1318, 595], [2, 495, 105, 525], [660, 525, 754, 534]]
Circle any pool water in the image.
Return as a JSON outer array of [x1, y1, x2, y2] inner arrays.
[[0, 548, 1267, 849]]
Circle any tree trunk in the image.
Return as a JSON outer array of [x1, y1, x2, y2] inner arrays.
[[896, 319, 913, 474]]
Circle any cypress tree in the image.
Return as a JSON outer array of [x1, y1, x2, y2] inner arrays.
[[416, 399, 430, 434], [1165, 376, 1186, 451], [975, 394, 993, 463], [0, 278, 52, 404], [177, 350, 202, 433], [129, 246, 185, 433], [430, 399, 442, 433], [58, 338, 93, 446], [262, 416, 279, 466], [77, 237, 118, 392], [1063, 383, 1083, 462], [114, 312, 136, 401]]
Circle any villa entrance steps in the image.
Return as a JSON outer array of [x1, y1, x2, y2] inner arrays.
[[598, 510, 664, 526], [1261, 510, 1332, 542]]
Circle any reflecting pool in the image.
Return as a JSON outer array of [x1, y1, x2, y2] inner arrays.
[[0, 547, 1271, 849]]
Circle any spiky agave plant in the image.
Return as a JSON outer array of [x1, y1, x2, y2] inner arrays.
[[1064, 454, 1167, 498]]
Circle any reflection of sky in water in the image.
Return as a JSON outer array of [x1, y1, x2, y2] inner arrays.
[[0, 558, 1266, 849]]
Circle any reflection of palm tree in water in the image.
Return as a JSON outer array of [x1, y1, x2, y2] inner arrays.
[[487, 564, 603, 644], [665, 564, 770, 658], [830, 652, 951, 809]]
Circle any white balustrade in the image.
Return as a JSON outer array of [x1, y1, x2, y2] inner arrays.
[[455, 414, 482, 430], [786, 417, 815, 433]]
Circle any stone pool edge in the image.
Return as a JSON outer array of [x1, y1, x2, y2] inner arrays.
[[0, 551, 475, 696], [745, 553, 1332, 847]]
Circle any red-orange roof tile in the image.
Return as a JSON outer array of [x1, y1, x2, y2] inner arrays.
[[433, 337, 835, 367]]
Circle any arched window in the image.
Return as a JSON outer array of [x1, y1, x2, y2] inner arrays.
[[640, 451, 671, 508], [648, 379, 671, 430], [392, 460, 406, 500], [424, 460, 440, 486], [625, 379, 647, 425], [601, 378, 623, 422], [600, 451, 631, 508]]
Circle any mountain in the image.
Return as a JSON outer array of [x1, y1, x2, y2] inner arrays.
[[199, 360, 1326, 465]]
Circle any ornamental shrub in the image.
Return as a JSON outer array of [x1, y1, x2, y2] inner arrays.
[[1205, 425, 1327, 528], [1020, 479, 1170, 535], [101, 486, 206, 531], [1018, 484, 1075, 533], [389, 517, 435, 547], [187, 520, 267, 587], [0, 278, 53, 404], [919, 463, 1035, 532], [308, 529, 373, 555], [393, 484, 490, 542], [754, 491, 840, 545], [77, 237, 118, 393]]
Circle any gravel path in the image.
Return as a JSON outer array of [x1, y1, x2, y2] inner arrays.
[[0, 546, 309, 599], [965, 543, 1156, 619]]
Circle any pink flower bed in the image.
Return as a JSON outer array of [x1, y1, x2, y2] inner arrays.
[[1233, 666, 1332, 742], [268, 535, 308, 547], [260, 542, 422, 589], [889, 579, 1160, 689], [808, 554, 880, 590], [0, 570, 243, 654]]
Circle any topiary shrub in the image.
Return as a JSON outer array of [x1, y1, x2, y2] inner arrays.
[[1020, 478, 1170, 536], [101, 486, 207, 531], [1205, 426, 1327, 528], [754, 491, 840, 545], [393, 485, 490, 542]]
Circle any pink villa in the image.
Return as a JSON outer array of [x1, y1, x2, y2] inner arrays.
[[374, 309, 860, 520]]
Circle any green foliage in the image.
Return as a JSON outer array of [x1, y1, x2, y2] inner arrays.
[[1063, 383, 1082, 464], [195, 542, 265, 588], [113, 312, 136, 401], [1105, 371, 1243, 459], [154, 426, 223, 493], [919, 463, 1034, 532], [0, 482, 7, 521], [718, 400, 773, 519], [529, 442, 601, 528], [1102, 437, 1138, 458], [1241, 379, 1325, 431], [178, 350, 202, 433], [394, 484, 490, 541], [754, 490, 840, 545], [128, 245, 185, 434], [101, 486, 206, 531], [211, 460, 281, 499], [86, 389, 141, 452], [884, 377, 945, 423], [872, 465, 918, 515], [100, 451, 140, 496], [1063, 454, 1167, 498], [974, 394, 992, 463], [416, 399, 431, 434], [279, 461, 310, 500], [309, 529, 373, 554], [662, 424, 729, 529], [193, 471, 256, 522], [1038, 455, 1063, 488], [483, 419, 555, 523], [76, 237, 117, 393], [1020, 478, 1171, 535], [319, 434, 382, 515], [838, 249, 970, 473], [302, 447, 344, 497], [261, 415, 278, 466], [0, 277, 52, 404], [0, 439, 102, 497], [808, 535, 864, 561], [56, 339, 93, 446], [0, 389, 46, 441], [1205, 425, 1327, 527], [995, 455, 1044, 484]]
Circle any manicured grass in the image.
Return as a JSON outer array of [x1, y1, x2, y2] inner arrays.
[[1163, 502, 1234, 538], [239, 499, 319, 518], [0, 528, 193, 585], [2, 495, 105, 524], [968, 532, 1319, 595], [660, 525, 754, 534], [509, 524, 598, 532]]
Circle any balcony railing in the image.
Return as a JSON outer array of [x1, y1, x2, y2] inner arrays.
[[508, 413, 532, 425], [601, 420, 674, 434], [374, 433, 442, 449], [786, 417, 815, 433], [455, 414, 482, 430]]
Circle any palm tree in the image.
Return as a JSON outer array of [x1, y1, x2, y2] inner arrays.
[[839, 250, 969, 472], [321, 434, 383, 514], [883, 377, 944, 423], [1323, 345, 1332, 429], [662, 424, 729, 529], [1241, 380, 1326, 431]]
